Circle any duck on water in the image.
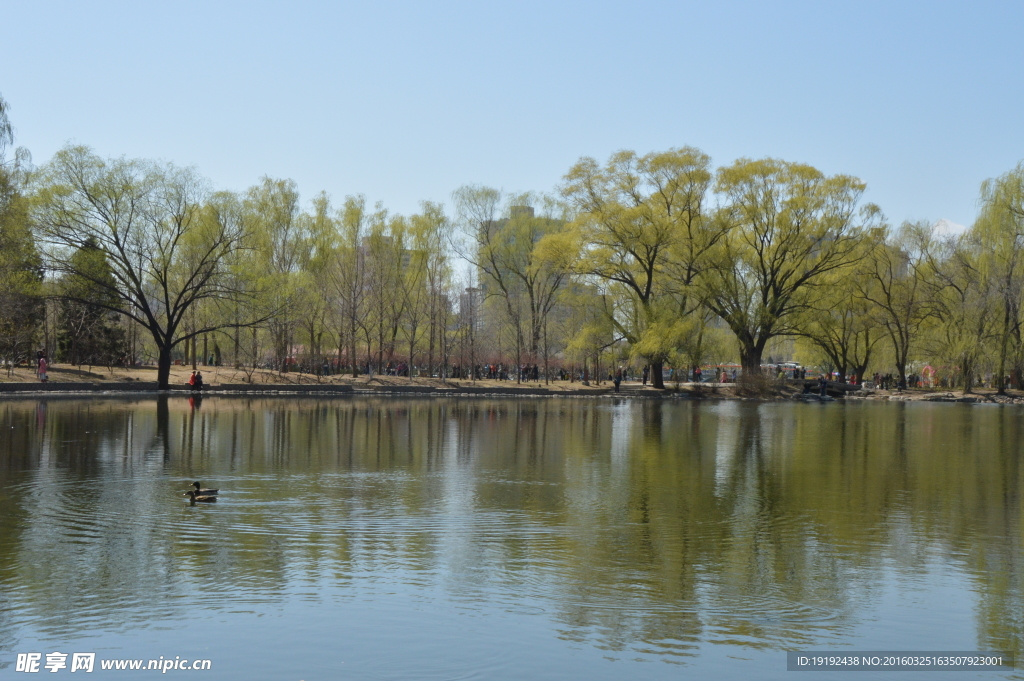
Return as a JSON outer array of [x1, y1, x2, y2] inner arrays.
[[185, 490, 217, 504], [184, 482, 219, 505]]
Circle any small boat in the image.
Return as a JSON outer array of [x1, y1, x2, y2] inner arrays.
[[191, 482, 219, 495], [185, 491, 217, 504]]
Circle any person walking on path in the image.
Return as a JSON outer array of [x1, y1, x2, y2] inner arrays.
[[614, 368, 622, 393], [37, 355, 48, 382]]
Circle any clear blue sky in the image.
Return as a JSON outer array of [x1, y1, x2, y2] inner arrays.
[[3, 0, 1022, 229]]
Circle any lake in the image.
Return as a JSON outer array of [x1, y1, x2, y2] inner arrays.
[[0, 396, 1020, 679]]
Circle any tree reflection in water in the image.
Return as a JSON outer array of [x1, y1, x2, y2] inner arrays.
[[0, 397, 1020, 663]]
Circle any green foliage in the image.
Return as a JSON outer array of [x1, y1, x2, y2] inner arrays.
[[33, 145, 266, 388], [701, 158, 878, 371], [0, 166, 43, 368], [796, 256, 881, 382], [0, 94, 43, 370], [562, 148, 716, 387], [454, 186, 574, 370], [10, 108, 1024, 389], [973, 163, 1024, 391], [57, 238, 127, 366]]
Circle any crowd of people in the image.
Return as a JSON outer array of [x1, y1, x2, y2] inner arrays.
[[22, 348, 1018, 393]]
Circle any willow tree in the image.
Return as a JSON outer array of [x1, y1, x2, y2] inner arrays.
[[402, 201, 452, 380], [245, 177, 306, 372], [0, 165, 42, 369], [33, 145, 263, 389], [701, 158, 876, 373], [855, 221, 933, 388], [975, 164, 1024, 392], [327, 195, 375, 377], [295, 191, 340, 375], [453, 187, 574, 380], [920, 230, 998, 393], [363, 212, 408, 373], [795, 260, 882, 383], [0, 92, 43, 370], [562, 147, 715, 389]]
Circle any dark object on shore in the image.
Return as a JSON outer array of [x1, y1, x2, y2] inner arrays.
[[185, 490, 217, 504], [192, 481, 219, 495]]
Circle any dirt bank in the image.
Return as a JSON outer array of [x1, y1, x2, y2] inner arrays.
[[3, 365, 1023, 403]]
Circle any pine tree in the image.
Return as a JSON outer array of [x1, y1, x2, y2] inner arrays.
[[57, 237, 127, 368]]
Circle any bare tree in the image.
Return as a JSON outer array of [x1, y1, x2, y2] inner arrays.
[[34, 145, 267, 389], [453, 187, 574, 382]]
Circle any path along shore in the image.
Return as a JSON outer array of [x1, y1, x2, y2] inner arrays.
[[3, 365, 1024, 403]]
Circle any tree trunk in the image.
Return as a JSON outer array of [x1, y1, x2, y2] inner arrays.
[[157, 343, 173, 390], [852, 360, 870, 386], [739, 340, 765, 374], [651, 359, 665, 389], [427, 318, 435, 380], [997, 305, 1010, 394], [543, 317, 549, 386], [514, 329, 520, 385], [895, 358, 907, 391], [349, 319, 358, 378], [408, 326, 416, 382], [894, 333, 911, 388]]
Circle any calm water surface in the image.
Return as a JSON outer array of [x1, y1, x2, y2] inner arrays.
[[0, 396, 1021, 680]]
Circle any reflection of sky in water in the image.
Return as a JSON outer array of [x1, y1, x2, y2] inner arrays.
[[714, 400, 740, 495], [0, 397, 1020, 680], [1, 553, 996, 681]]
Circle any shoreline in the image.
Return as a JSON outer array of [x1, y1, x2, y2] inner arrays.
[[3, 364, 1023, 403], [3, 381, 1023, 405]]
